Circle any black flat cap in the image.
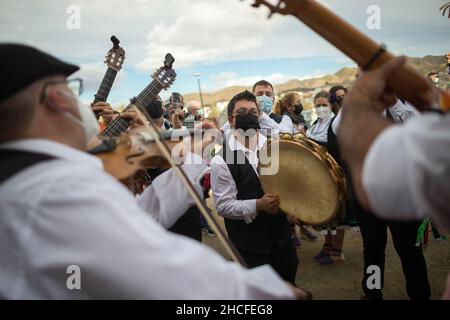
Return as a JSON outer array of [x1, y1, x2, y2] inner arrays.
[[0, 43, 79, 102]]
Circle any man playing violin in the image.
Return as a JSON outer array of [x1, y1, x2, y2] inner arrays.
[[0, 44, 307, 299]]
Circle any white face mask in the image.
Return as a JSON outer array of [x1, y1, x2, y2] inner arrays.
[[60, 92, 100, 143], [315, 106, 331, 119]]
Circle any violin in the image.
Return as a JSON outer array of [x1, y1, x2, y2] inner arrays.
[[88, 127, 187, 184], [87, 110, 313, 299], [88, 115, 248, 262]]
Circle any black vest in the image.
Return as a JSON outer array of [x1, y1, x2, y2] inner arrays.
[[147, 168, 202, 241], [219, 140, 291, 254], [0, 149, 55, 185], [269, 112, 283, 124]]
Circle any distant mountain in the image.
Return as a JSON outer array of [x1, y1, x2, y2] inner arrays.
[[182, 55, 448, 110]]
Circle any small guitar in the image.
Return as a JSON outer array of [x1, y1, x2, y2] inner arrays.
[[93, 35, 126, 118], [100, 53, 177, 137]]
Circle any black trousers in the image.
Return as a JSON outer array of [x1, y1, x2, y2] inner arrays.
[[168, 206, 202, 242], [239, 239, 299, 284], [355, 206, 431, 300]]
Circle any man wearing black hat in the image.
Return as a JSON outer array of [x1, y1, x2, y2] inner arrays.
[[0, 44, 304, 299]]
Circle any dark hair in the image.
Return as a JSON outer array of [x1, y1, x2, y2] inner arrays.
[[329, 85, 347, 103], [314, 91, 330, 103], [427, 72, 438, 77], [144, 99, 164, 119], [252, 80, 273, 93], [227, 90, 257, 117], [170, 92, 184, 104]]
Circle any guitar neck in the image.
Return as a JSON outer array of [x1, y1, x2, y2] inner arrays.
[[286, 0, 430, 108], [92, 67, 118, 118], [93, 67, 118, 103], [100, 78, 166, 138]]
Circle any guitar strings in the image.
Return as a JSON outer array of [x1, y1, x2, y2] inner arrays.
[[102, 79, 163, 136], [101, 67, 175, 137]]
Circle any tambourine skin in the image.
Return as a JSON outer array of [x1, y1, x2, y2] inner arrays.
[[259, 134, 347, 226]]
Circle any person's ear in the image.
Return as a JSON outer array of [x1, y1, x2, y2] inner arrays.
[[44, 86, 72, 112], [228, 116, 235, 128]]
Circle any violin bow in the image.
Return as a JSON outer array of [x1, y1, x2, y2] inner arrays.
[[130, 101, 248, 267]]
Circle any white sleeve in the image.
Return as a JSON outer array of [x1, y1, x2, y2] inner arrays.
[[137, 153, 208, 229], [210, 156, 258, 223], [389, 99, 418, 122], [279, 115, 295, 134], [362, 113, 450, 231], [331, 109, 342, 135], [32, 174, 293, 299], [221, 121, 231, 131], [259, 112, 280, 136]]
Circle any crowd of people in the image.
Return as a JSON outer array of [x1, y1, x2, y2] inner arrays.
[[0, 43, 449, 300]]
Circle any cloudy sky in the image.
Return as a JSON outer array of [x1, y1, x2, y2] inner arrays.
[[0, 0, 448, 103]]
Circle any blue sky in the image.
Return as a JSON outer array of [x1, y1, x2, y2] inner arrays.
[[0, 0, 448, 104]]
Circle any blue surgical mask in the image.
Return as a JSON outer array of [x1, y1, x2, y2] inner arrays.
[[256, 95, 273, 114]]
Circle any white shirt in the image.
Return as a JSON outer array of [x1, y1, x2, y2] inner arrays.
[[332, 98, 417, 136], [384, 99, 418, 122], [272, 113, 295, 134], [221, 112, 281, 137], [362, 112, 450, 232], [0, 139, 293, 299], [210, 133, 267, 223], [306, 112, 335, 143]]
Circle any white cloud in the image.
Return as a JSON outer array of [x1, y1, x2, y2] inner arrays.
[[72, 62, 126, 98], [135, 0, 283, 71], [209, 71, 326, 90], [211, 72, 292, 88], [0, 0, 447, 74]]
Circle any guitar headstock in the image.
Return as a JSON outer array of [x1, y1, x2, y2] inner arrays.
[[153, 53, 177, 90], [247, 0, 299, 18], [105, 35, 125, 71]]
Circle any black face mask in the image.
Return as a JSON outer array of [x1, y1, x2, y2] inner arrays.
[[294, 103, 303, 115], [235, 113, 260, 135]]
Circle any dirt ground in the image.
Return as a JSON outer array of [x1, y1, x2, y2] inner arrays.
[[202, 210, 450, 300]]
